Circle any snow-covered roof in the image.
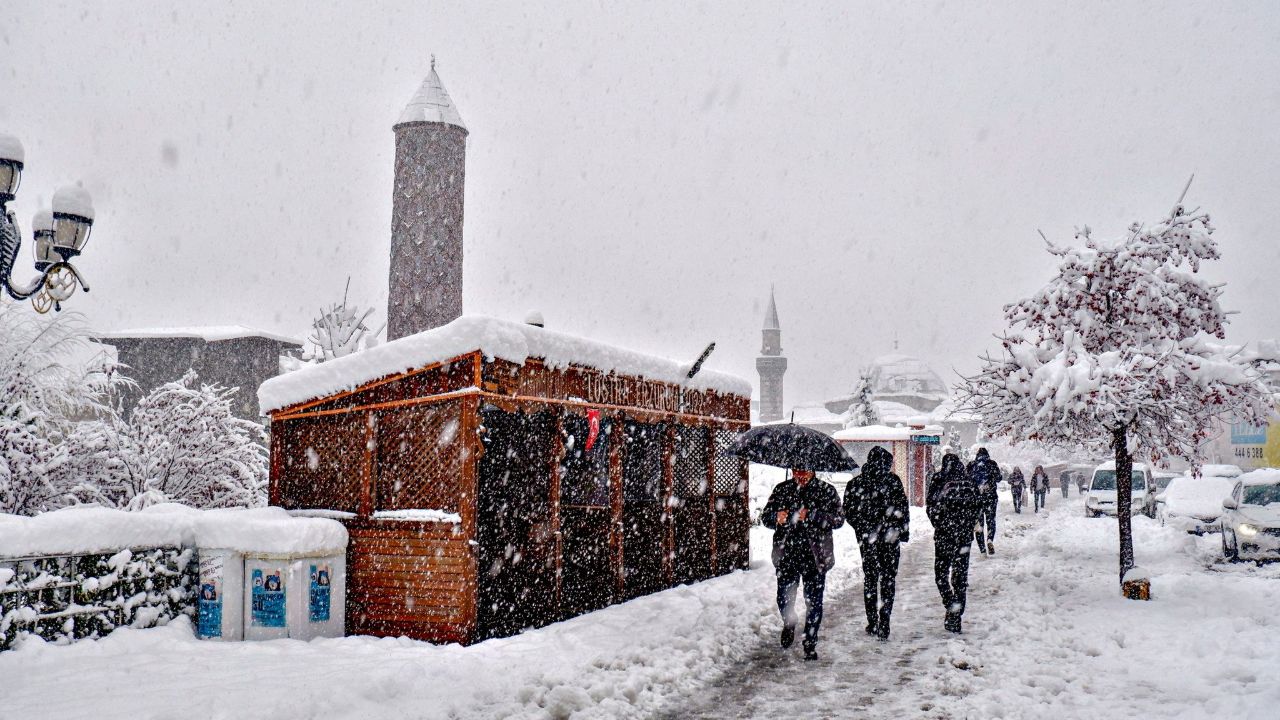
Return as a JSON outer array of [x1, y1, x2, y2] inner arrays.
[[0, 133, 23, 164], [774, 403, 844, 426], [0, 504, 347, 559], [833, 424, 944, 442], [97, 325, 302, 346], [259, 315, 752, 414], [1239, 468, 1280, 487], [869, 353, 949, 397], [397, 65, 466, 130]]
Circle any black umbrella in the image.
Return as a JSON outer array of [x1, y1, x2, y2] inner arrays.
[[722, 423, 859, 472]]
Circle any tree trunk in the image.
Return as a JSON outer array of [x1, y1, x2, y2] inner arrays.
[[1113, 426, 1135, 582]]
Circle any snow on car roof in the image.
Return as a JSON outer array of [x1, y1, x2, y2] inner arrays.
[[1239, 468, 1280, 487], [259, 314, 751, 414], [1093, 460, 1151, 472]]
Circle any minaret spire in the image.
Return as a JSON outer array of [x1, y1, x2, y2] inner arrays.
[[756, 286, 788, 422]]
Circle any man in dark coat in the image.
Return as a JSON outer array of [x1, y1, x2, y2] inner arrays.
[[762, 468, 845, 660], [1059, 470, 1072, 498], [927, 452, 982, 633], [842, 446, 909, 640], [1032, 465, 1050, 513], [1008, 467, 1027, 513], [967, 447, 1001, 556]]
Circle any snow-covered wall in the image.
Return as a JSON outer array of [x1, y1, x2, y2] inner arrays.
[[259, 315, 751, 414], [0, 505, 347, 559]]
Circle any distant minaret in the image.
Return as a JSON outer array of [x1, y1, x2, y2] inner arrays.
[[756, 287, 788, 422], [388, 57, 468, 341]]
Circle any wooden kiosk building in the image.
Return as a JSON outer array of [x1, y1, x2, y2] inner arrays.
[[259, 317, 752, 644]]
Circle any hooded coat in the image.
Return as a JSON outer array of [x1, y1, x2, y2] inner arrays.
[[762, 476, 845, 573], [926, 453, 982, 542], [967, 448, 1002, 502], [1008, 467, 1026, 490], [843, 446, 910, 546]]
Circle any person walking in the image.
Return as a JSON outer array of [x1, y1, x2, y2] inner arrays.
[[762, 468, 845, 660], [843, 446, 909, 640], [1032, 465, 1050, 513], [1059, 470, 1072, 499], [1008, 466, 1026, 513], [967, 447, 1002, 555], [927, 453, 982, 633]]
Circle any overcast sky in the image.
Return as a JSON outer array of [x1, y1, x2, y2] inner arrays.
[[4, 1, 1278, 408]]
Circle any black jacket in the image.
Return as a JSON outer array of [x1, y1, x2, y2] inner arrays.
[[843, 446, 910, 546], [762, 476, 845, 573], [1031, 468, 1050, 491], [966, 449, 1002, 502], [926, 453, 982, 542], [1008, 468, 1026, 489]]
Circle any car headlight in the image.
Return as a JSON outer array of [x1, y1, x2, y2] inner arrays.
[[1237, 524, 1260, 538]]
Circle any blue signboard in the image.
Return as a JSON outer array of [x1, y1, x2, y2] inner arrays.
[[309, 564, 331, 623], [251, 568, 287, 628], [1232, 422, 1268, 445], [912, 435, 942, 445]]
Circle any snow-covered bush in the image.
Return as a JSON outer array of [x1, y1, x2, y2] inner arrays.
[[0, 304, 124, 515], [304, 278, 383, 361], [959, 195, 1275, 579], [0, 546, 195, 651], [56, 371, 268, 510]]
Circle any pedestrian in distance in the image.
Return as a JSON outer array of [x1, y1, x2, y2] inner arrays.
[[1032, 465, 1050, 513], [762, 468, 845, 661], [1059, 470, 1072, 499], [926, 452, 983, 634], [1008, 466, 1026, 513], [843, 446, 909, 641], [967, 447, 1001, 555]]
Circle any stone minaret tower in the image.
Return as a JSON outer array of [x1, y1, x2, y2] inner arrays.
[[388, 58, 468, 341], [756, 287, 788, 422]]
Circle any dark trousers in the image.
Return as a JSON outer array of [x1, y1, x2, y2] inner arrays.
[[777, 564, 826, 647], [1011, 487, 1025, 513], [1034, 489, 1047, 512], [856, 540, 900, 634], [974, 499, 997, 552], [1061, 486, 1069, 498], [933, 534, 972, 615]]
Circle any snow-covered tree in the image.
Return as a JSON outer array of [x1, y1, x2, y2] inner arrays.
[[0, 304, 124, 514], [843, 368, 880, 428], [305, 278, 383, 361], [55, 371, 267, 510], [959, 194, 1275, 583]]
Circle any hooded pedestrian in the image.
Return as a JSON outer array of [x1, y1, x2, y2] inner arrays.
[[762, 468, 845, 660], [1032, 465, 1050, 513], [1059, 470, 1072, 498], [1008, 467, 1027, 513], [842, 446, 909, 640], [967, 447, 1001, 555], [927, 452, 982, 633]]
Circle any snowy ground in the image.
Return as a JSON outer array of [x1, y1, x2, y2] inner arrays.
[[4, 488, 1279, 719]]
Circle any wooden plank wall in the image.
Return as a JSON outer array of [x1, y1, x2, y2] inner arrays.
[[344, 520, 475, 643]]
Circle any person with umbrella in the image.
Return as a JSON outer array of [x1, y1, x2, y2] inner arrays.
[[728, 424, 854, 661]]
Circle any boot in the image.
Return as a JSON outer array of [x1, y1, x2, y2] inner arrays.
[[944, 612, 962, 634], [780, 624, 795, 649], [803, 641, 818, 661], [876, 619, 891, 641]]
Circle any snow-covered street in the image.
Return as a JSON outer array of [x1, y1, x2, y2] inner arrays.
[[5, 489, 1280, 719]]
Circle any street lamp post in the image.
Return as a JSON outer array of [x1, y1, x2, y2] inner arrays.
[[0, 133, 95, 313]]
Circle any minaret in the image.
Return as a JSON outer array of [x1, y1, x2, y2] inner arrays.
[[388, 57, 468, 341], [756, 287, 788, 422]]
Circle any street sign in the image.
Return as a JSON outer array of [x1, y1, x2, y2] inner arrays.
[[912, 435, 941, 445]]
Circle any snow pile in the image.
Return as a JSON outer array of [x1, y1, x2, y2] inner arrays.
[[0, 504, 347, 559], [832, 424, 944, 442], [1161, 475, 1235, 519], [371, 509, 461, 523], [1240, 467, 1280, 487], [259, 315, 751, 414]]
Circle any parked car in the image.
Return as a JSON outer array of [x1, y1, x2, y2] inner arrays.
[[1085, 462, 1154, 518], [1220, 469, 1280, 563], [1156, 475, 1236, 534]]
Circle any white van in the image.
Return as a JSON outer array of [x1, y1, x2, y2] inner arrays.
[[1085, 461, 1155, 518]]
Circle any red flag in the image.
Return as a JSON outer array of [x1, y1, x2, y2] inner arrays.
[[585, 409, 601, 451]]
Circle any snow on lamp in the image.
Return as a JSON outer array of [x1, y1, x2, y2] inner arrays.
[[0, 133, 22, 201], [50, 185, 94, 260]]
